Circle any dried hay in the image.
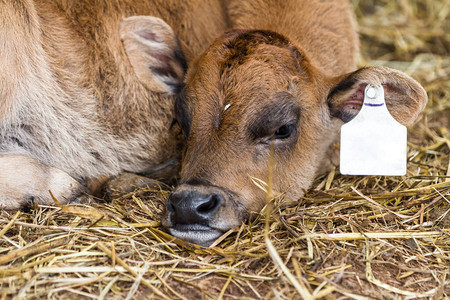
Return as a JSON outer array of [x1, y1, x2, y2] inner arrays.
[[1, 0, 449, 298]]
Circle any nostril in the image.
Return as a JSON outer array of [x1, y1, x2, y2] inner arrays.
[[197, 194, 220, 214], [167, 198, 175, 213]]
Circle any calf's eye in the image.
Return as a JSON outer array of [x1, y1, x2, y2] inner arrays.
[[275, 124, 295, 139]]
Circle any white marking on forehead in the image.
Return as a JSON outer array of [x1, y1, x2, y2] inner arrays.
[[224, 103, 231, 111]]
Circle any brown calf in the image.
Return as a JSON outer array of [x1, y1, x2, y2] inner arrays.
[[0, 0, 228, 209], [161, 0, 428, 245]]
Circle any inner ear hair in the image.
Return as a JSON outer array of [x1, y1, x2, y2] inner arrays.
[[327, 70, 366, 122], [120, 16, 187, 95]]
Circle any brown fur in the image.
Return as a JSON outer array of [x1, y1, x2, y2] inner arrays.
[[162, 0, 428, 245], [0, 0, 228, 209], [1, 0, 428, 246]]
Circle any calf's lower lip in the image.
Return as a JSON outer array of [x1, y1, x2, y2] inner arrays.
[[169, 225, 223, 246]]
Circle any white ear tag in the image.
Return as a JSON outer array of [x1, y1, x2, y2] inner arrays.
[[340, 84, 407, 176]]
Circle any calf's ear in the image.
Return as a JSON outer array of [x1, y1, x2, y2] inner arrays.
[[326, 66, 427, 125], [120, 16, 187, 95]]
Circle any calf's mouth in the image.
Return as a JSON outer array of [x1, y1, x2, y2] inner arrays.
[[162, 183, 247, 246]]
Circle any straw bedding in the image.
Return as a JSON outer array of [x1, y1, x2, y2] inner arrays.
[[1, 0, 449, 298]]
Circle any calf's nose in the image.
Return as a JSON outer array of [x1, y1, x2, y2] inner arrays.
[[167, 190, 222, 225]]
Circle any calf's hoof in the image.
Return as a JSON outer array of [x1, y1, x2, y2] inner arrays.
[[102, 172, 171, 200]]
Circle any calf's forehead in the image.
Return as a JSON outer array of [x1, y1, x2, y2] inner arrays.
[[186, 30, 304, 90], [185, 49, 300, 116], [184, 66, 296, 141]]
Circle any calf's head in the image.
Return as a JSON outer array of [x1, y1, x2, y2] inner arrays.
[[161, 29, 427, 246]]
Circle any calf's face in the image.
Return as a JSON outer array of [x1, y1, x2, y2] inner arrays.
[[162, 30, 427, 246]]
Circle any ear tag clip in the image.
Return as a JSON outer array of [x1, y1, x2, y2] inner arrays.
[[340, 84, 407, 176]]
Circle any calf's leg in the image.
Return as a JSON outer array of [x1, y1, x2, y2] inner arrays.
[[0, 154, 89, 210]]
